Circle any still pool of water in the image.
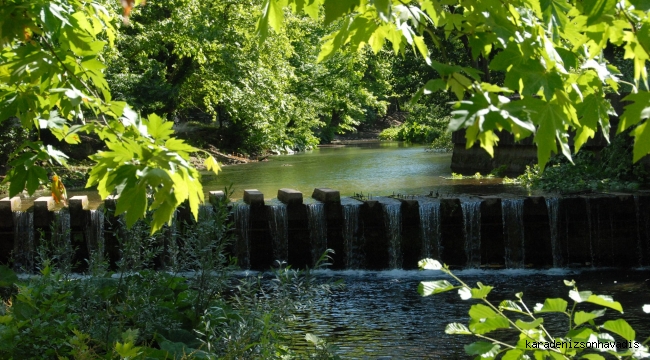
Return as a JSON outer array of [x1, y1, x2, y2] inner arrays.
[[203, 142, 525, 199], [288, 269, 650, 359]]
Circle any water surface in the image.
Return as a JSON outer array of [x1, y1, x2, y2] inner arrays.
[[204, 142, 524, 199], [290, 269, 650, 359]]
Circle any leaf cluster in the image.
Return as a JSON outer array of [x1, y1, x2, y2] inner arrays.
[[418, 259, 650, 359]]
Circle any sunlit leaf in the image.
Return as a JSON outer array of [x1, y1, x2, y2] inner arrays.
[[601, 319, 635, 341], [534, 298, 568, 313], [418, 280, 455, 296]]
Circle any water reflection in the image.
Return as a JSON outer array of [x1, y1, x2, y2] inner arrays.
[[289, 269, 650, 359], [203, 142, 525, 198]]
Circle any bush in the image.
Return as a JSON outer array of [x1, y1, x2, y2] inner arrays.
[[0, 198, 338, 359]]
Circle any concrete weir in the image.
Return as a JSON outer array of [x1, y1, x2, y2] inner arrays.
[[1, 190, 649, 271]]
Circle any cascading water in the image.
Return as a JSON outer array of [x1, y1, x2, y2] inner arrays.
[[86, 210, 105, 266], [634, 195, 644, 266], [501, 199, 525, 268], [545, 197, 562, 267], [233, 202, 251, 269], [268, 204, 289, 264], [382, 204, 402, 269], [12, 211, 34, 271], [306, 202, 327, 267], [419, 201, 441, 260], [461, 200, 482, 268], [342, 203, 363, 269], [585, 199, 595, 267]]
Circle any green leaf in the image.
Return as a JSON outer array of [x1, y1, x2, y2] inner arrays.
[[418, 280, 455, 296], [515, 318, 544, 330], [502, 349, 524, 360], [257, 0, 288, 39], [445, 322, 472, 335], [204, 155, 220, 175], [146, 113, 174, 142], [469, 304, 498, 320], [499, 300, 522, 312], [630, 0, 650, 11], [470, 282, 493, 299], [601, 319, 635, 341], [469, 316, 510, 334], [586, 294, 623, 313], [583, 0, 617, 25], [324, 0, 359, 25], [619, 92, 650, 162], [569, 290, 592, 303], [574, 310, 606, 326], [581, 355, 606, 360], [418, 258, 443, 270], [534, 298, 568, 313], [464, 341, 501, 357], [0, 265, 18, 287]]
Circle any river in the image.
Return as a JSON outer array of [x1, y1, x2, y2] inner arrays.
[[203, 141, 524, 199]]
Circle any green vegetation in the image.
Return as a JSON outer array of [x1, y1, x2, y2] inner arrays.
[[0, 198, 338, 359], [260, 0, 650, 172], [508, 134, 650, 192], [418, 259, 650, 359]]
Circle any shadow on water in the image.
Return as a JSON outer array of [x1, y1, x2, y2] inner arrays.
[[289, 269, 650, 359]]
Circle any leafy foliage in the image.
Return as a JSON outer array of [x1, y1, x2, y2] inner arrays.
[[260, 0, 650, 170], [512, 133, 650, 192], [0, 0, 220, 232], [418, 259, 650, 359]]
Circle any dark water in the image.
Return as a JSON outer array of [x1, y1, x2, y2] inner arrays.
[[204, 142, 526, 199], [289, 269, 650, 359]]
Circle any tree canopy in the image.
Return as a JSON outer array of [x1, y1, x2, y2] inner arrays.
[[0, 0, 219, 232], [259, 0, 650, 169]]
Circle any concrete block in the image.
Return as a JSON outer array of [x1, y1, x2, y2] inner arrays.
[[34, 196, 55, 227], [243, 189, 264, 206], [0, 197, 21, 228], [69, 196, 89, 227], [278, 188, 303, 205], [209, 191, 226, 205], [312, 188, 340, 203]]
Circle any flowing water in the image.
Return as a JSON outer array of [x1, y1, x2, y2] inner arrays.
[[268, 202, 289, 264], [418, 201, 441, 260], [233, 202, 251, 269], [502, 199, 525, 268], [461, 200, 482, 268], [546, 198, 562, 268], [290, 269, 650, 359], [307, 202, 327, 266], [342, 199, 364, 269], [382, 203, 402, 269]]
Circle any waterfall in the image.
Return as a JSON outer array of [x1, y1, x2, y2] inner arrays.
[[461, 200, 482, 268], [268, 204, 288, 264], [585, 199, 595, 267], [545, 197, 562, 267], [233, 202, 251, 269], [419, 201, 441, 260], [86, 210, 105, 267], [306, 203, 327, 267], [12, 211, 34, 271], [342, 204, 363, 269], [634, 195, 644, 266], [382, 204, 402, 269], [501, 199, 525, 268]]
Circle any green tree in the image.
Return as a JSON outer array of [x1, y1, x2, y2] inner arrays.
[[0, 0, 219, 233], [259, 0, 650, 169]]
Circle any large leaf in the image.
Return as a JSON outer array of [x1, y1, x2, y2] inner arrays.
[[464, 341, 501, 357], [586, 294, 623, 313], [418, 280, 455, 296], [601, 319, 635, 341], [574, 310, 606, 326], [445, 322, 472, 335], [534, 298, 568, 313]]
